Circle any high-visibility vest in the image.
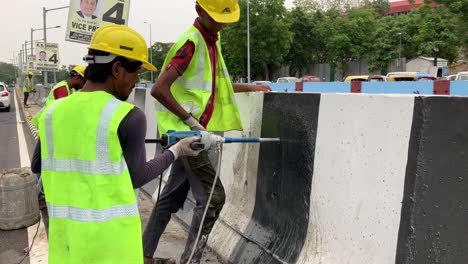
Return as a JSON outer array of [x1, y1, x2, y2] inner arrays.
[[154, 26, 242, 134], [32, 80, 71, 129], [39, 91, 142, 264], [23, 77, 34, 92]]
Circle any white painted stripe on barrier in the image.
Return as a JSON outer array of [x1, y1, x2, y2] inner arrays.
[[209, 92, 264, 259], [296, 94, 414, 264]]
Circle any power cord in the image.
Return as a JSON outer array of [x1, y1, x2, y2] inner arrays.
[[17, 215, 42, 264], [186, 141, 223, 263]]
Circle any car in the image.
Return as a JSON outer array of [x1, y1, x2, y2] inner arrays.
[[251, 80, 272, 85], [387, 72, 436, 82], [344, 75, 386, 82], [445, 74, 457, 81], [301, 75, 321, 82], [386, 71, 419, 78], [0, 82, 11, 112], [276, 77, 301, 83], [455, 72, 468, 81]]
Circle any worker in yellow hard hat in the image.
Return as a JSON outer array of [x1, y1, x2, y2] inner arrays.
[[144, 1, 271, 264], [22, 71, 34, 107], [31, 65, 88, 129], [30, 23, 203, 264]]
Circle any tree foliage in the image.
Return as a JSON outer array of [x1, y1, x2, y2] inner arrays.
[[222, 0, 293, 80], [0, 63, 17, 84]]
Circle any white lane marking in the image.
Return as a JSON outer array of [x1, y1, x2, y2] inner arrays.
[[13, 89, 30, 167], [14, 89, 48, 263]]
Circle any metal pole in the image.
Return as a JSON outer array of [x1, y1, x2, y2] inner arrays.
[[149, 23, 153, 82], [144, 22, 154, 82], [43, 7, 48, 87], [24, 41, 28, 61], [30, 29, 34, 55], [398, 33, 402, 71], [247, 0, 251, 83]]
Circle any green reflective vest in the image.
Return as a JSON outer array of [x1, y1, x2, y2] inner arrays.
[[39, 91, 143, 264], [32, 80, 71, 129], [23, 77, 34, 92], [155, 26, 242, 134]]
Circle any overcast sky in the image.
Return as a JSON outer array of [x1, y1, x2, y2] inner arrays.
[[2, 0, 398, 67]]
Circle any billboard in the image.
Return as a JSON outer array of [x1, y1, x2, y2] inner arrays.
[[36, 42, 59, 71], [27, 55, 36, 71], [65, 0, 130, 44]]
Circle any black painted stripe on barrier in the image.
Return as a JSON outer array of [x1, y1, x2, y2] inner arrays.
[[396, 97, 468, 263], [229, 93, 320, 263]]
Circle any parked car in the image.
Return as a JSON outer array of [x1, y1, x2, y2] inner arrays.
[[445, 74, 457, 81], [301, 75, 321, 82], [344, 75, 386, 82], [0, 82, 11, 112], [387, 73, 436, 82], [455, 72, 468, 81], [251, 80, 272, 85], [386, 71, 419, 78], [276, 77, 301, 83]]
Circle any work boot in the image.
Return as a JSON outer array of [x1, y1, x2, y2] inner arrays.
[[144, 256, 176, 264]]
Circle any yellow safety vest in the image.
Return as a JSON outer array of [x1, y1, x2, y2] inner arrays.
[[155, 26, 242, 134], [32, 80, 71, 129], [23, 77, 34, 92], [39, 91, 142, 264]]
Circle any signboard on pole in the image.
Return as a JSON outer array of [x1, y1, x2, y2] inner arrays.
[[65, 0, 130, 44], [36, 42, 59, 71]]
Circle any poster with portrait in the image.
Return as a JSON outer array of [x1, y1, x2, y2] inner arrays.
[[27, 55, 36, 71], [65, 0, 130, 44], [36, 42, 60, 71]]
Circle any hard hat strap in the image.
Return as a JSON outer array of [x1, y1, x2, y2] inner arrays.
[[83, 54, 117, 65]]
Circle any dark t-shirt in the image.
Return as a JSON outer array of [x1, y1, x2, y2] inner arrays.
[[31, 107, 174, 188]]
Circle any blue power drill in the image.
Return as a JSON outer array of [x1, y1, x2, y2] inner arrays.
[[145, 130, 280, 150]]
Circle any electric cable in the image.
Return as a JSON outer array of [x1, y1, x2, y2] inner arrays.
[[17, 215, 41, 264], [186, 141, 223, 263]]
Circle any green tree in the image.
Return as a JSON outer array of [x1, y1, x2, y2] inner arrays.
[[222, 0, 293, 80], [0, 62, 18, 84]]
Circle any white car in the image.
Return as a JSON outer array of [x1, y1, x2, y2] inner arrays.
[[276, 77, 301, 83], [0, 82, 11, 112], [455, 72, 468, 81]]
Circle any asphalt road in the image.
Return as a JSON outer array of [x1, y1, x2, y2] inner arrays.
[[0, 89, 35, 264]]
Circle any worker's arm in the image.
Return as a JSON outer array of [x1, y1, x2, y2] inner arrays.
[[151, 66, 190, 120], [232, 83, 271, 93], [53, 86, 69, 99], [119, 107, 176, 188]]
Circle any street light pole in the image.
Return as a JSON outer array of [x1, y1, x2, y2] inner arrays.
[[144, 22, 154, 82], [397, 32, 402, 71], [247, 0, 251, 83], [42, 5, 69, 87]]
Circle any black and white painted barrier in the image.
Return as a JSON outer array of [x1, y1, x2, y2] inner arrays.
[[132, 88, 468, 263]]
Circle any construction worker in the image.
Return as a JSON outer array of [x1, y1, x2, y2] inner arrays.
[[30, 24, 203, 264], [32, 65, 87, 129], [23, 71, 34, 107], [144, 1, 271, 263]]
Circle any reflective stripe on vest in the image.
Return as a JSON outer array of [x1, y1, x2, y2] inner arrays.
[[47, 202, 139, 222], [42, 98, 128, 176]]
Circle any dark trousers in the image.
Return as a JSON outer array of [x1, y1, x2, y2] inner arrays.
[[23, 92, 29, 105], [142, 151, 225, 264]]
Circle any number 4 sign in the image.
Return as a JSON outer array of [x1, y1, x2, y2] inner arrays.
[[65, 0, 130, 44]]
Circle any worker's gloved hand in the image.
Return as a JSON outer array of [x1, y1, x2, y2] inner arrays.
[[168, 136, 203, 159], [183, 115, 206, 131], [200, 131, 223, 150]]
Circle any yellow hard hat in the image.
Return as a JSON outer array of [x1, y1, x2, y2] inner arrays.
[[87, 24, 156, 71], [71, 65, 86, 78], [28, 72, 33, 75], [197, 0, 240, 23]]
